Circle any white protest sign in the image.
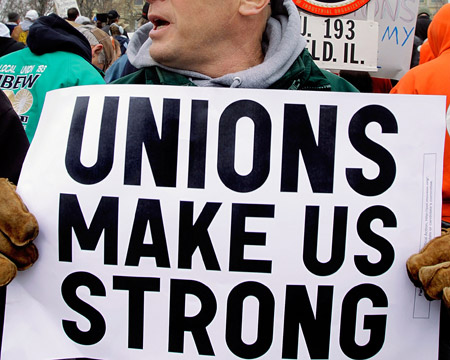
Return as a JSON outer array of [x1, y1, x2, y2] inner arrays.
[[299, 15, 378, 71], [299, 0, 419, 79], [343, 0, 420, 79], [53, 0, 79, 18], [2, 85, 445, 359]]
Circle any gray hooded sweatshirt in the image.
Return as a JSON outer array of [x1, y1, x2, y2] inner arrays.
[[19, 19, 35, 32], [126, 0, 306, 88]]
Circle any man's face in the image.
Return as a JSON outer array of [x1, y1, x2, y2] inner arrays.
[[147, 0, 240, 74]]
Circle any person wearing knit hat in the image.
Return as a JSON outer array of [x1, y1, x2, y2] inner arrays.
[[11, 9, 39, 44], [74, 16, 92, 25], [25, 10, 39, 22], [77, 24, 117, 72]]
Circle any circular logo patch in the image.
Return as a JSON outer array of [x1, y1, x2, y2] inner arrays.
[[293, 0, 371, 16]]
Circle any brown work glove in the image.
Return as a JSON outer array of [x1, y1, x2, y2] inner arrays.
[[407, 228, 450, 308], [0, 178, 38, 286]]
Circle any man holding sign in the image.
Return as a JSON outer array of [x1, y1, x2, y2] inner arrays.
[[0, 0, 448, 359], [115, 0, 450, 315], [0, 0, 357, 286]]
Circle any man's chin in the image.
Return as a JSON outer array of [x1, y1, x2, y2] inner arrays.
[[150, 48, 171, 65]]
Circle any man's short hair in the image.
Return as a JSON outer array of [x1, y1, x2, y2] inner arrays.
[[67, 7, 80, 21], [7, 12, 19, 23]]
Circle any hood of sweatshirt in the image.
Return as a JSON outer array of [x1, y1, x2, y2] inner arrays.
[[19, 19, 34, 32], [27, 13, 92, 63], [127, 0, 306, 88], [428, 3, 450, 58]]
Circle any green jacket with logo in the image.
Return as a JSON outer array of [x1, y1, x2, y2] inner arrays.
[[0, 48, 105, 142]]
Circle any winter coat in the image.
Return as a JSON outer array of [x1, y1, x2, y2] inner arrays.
[[11, 19, 35, 45], [419, 40, 435, 65], [0, 89, 28, 184], [0, 37, 25, 58], [0, 14, 105, 142], [391, 3, 450, 222]]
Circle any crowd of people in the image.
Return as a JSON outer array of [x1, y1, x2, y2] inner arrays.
[[1, 0, 450, 356]]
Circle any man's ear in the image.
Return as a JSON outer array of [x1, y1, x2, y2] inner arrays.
[[91, 44, 103, 59], [239, 0, 271, 16]]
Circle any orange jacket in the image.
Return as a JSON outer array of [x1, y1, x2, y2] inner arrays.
[[419, 40, 435, 65], [391, 3, 450, 222]]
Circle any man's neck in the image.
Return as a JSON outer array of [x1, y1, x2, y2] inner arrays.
[[198, 38, 265, 78]]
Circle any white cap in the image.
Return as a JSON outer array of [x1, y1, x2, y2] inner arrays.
[[75, 16, 91, 25], [0, 23, 10, 38], [25, 10, 39, 21]]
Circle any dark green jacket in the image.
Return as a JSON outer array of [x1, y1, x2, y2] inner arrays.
[[113, 49, 358, 93]]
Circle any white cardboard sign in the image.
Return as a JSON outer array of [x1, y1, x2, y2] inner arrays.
[[343, 0, 420, 79], [53, 0, 79, 18], [299, 16, 379, 72], [299, 0, 420, 79], [1, 85, 446, 359]]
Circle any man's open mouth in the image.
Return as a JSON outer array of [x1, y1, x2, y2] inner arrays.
[[149, 16, 170, 30]]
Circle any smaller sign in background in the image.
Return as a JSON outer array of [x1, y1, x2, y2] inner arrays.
[[298, 0, 420, 79], [53, 0, 79, 19], [300, 15, 379, 71]]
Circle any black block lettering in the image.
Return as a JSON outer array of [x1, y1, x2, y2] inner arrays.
[[65, 96, 119, 184], [59, 193, 118, 264], [303, 206, 348, 276], [346, 105, 397, 196], [217, 100, 271, 192], [113, 276, 161, 349], [125, 97, 180, 186], [229, 203, 274, 273], [281, 105, 337, 193], [178, 201, 221, 270], [226, 282, 275, 359], [125, 199, 170, 267], [355, 206, 396, 276], [61, 272, 106, 345], [340, 284, 388, 359], [282, 285, 333, 359], [168, 279, 216, 355], [188, 100, 209, 189]]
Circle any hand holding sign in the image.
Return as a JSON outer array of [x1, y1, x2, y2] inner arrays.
[[0, 178, 39, 286], [407, 229, 450, 308]]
